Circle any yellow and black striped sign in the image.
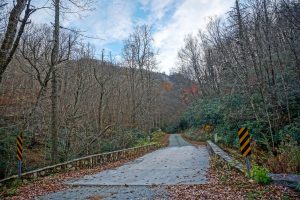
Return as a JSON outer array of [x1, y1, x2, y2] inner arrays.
[[237, 127, 251, 157], [16, 134, 23, 161]]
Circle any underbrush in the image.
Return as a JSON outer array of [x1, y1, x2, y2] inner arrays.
[[267, 136, 300, 173], [168, 155, 299, 199], [250, 165, 271, 185], [175, 94, 300, 174], [183, 126, 213, 142], [221, 139, 300, 174], [134, 130, 168, 147]]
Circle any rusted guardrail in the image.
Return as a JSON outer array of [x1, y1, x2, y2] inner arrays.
[[0, 143, 158, 185]]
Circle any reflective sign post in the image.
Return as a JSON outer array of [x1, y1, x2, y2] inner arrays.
[[245, 156, 251, 176], [16, 134, 23, 178], [17, 161, 22, 178], [237, 127, 252, 175]]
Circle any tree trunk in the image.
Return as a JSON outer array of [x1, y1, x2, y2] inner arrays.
[[0, 0, 28, 82], [50, 0, 60, 164]]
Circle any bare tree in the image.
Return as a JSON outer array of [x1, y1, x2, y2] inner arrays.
[[122, 25, 157, 129], [0, 0, 36, 83], [177, 0, 300, 152]]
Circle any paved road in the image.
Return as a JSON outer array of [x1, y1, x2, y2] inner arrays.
[[168, 133, 191, 147], [39, 134, 209, 199], [39, 186, 168, 200]]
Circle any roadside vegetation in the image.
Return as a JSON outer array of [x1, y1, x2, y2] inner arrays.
[[168, 156, 299, 199], [134, 130, 169, 147]]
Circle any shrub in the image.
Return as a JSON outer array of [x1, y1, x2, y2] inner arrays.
[[163, 123, 179, 133], [297, 183, 300, 191], [250, 165, 270, 185], [267, 135, 300, 173], [178, 119, 188, 131], [101, 127, 147, 152], [179, 94, 248, 145], [0, 128, 33, 178], [278, 118, 300, 146], [134, 138, 151, 147], [184, 128, 213, 142], [133, 130, 166, 147], [151, 130, 166, 145]]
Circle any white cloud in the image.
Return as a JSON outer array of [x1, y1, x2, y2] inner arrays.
[[92, 0, 135, 45], [30, 0, 135, 46], [153, 0, 234, 73], [29, 0, 53, 24], [139, 0, 176, 20], [28, 0, 234, 73], [30, 0, 92, 27]]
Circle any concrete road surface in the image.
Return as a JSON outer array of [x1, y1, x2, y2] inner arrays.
[[168, 133, 191, 147], [39, 134, 209, 199], [67, 134, 208, 185]]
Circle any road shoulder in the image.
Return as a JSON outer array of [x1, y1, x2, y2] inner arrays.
[[167, 155, 300, 199]]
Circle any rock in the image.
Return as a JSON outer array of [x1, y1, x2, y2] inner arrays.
[[249, 179, 255, 183], [269, 173, 300, 189]]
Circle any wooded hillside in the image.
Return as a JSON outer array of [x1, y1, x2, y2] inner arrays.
[[174, 0, 300, 173], [0, 5, 192, 178]]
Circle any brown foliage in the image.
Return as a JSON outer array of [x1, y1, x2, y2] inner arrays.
[[1, 154, 151, 199], [162, 82, 173, 92], [167, 156, 300, 200]]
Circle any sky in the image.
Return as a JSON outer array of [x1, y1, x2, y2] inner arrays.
[[30, 0, 234, 74]]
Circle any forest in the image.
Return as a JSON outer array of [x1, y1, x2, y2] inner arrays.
[[174, 0, 300, 173], [0, 0, 299, 180], [0, 1, 192, 178]]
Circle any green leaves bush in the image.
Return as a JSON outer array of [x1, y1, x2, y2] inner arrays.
[[296, 183, 300, 191], [177, 93, 300, 149], [151, 130, 167, 146], [133, 130, 167, 147], [271, 135, 300, 173], [179, 94, 248, 146], [163, 123, 179, 133], [250, 165, 270, 185], [0, 128, 33, 179], [184, 128, 213, 142]]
